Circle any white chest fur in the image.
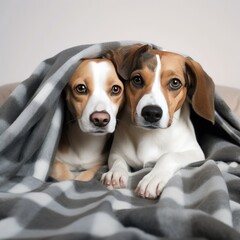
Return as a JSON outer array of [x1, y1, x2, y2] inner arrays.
[[109, 103, 203, 170], [56, 122, 109, 171]]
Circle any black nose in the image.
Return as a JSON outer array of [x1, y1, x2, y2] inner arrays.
[[90, 111, 110, 127], [141, 105, 162, 123]]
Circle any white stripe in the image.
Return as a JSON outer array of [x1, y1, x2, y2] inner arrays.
[[32, 158, 50, 180], [0, 213, 123, 239], [21, 190, 136, 218], [0, 218, 22, 239], [153, 55, 169, 128], [32, 104, 63, 180], [136, 54, 170, 128], [161, 176, 228, 206], [153, 55, 161, 91], [213, 208, 232, 227], [34, 82, 55, 105], [8, 183, 31, 193]]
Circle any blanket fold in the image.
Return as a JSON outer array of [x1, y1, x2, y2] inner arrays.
[[0, 41, 240, 239]]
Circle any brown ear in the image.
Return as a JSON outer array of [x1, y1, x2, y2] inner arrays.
[[185, 58, 215, 124], [104, 44, 151, 80]]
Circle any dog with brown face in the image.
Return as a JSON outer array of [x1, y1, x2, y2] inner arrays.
[[101, 44, 215, 199], [51, 58, 124, 181]]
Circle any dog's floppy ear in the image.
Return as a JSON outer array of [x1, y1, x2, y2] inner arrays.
[[104, 44, 151, 80], [185, 58, 215, 124]]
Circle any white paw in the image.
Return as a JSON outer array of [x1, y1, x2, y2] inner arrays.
[[135, 171, 173, 199], [101, 168, 128, 188]]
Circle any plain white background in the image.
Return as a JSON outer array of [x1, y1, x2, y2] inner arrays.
[[0, 0, 239, 88]]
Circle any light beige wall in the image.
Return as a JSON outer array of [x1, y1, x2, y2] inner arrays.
[[0, 0, 239, 88]]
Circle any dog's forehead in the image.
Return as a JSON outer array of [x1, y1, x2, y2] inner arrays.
[[137, 52, 157, 71], [79, 59, 114, 75], [86, 59, 114, 74], [137, 50, 186, 72], [161, 52, 186, 65], [69, 59, 118, 86]]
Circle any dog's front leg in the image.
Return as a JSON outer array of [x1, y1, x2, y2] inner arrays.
[[101, 155, 129, 188], [136, 150, 204, 199], [51, 159, 76, 181], [75, 165, 102, 181]]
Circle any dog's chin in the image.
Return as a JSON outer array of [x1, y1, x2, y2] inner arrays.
[[81, 126, 113, 136], [78, 121, 110, 135], [136, 124, 164, 130], [81, 128, 111, 136], [134, 118, 170, 130], [89, 130, 110, 136], [143, 125, 161, 130]]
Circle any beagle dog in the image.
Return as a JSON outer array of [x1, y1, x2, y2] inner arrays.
[[101, 44, 215, 199], [51, 59, 124, 181]]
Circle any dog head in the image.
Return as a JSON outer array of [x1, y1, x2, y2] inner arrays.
[[105, 44, 215, 129], [65, 59, 124, 134]]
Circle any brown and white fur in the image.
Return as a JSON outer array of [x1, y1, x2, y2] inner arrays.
[[101, 44, 215, 199], [51, 58, 124, 181]]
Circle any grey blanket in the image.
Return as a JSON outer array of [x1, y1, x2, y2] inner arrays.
[[0, 41, 240, 240]]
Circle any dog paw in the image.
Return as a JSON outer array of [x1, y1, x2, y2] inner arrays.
[[101, 169, 128, 188], [135, 172, 172, 199]]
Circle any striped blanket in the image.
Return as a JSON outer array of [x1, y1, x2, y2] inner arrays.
[[0, 41, 240, 240]]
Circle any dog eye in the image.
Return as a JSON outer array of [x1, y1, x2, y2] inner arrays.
[[75, 84, 88, 94], [131, 76, 144, 88], [111, 85, 122, 95], [168, 78, 182, 91]]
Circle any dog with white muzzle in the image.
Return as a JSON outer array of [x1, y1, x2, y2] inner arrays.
[[101, 44, 215, 199], [51, 58, 124, 181]]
